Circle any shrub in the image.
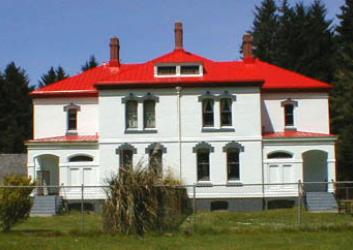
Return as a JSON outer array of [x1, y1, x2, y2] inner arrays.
[[102, 164, 191, 235], [0, 175, 34, 232]]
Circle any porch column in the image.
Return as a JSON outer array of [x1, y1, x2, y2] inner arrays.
[[327, 159, 336, 192]]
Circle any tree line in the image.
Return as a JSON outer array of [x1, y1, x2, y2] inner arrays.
[[0, 0, 352, 180], [0, 55, 98, 153], [250, 0, 353, 180]]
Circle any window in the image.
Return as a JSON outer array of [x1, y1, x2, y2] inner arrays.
[[202, 99, 214, 127], [157, 66, 176, 75], [227, 150, 240, 181], [197, 150, 210, 181], [68, 109, 77, 131], [220, 98, 232, 126], [69, 155, 93, 162], [180, 65, 200, 75], [126, 100, 138, 129], [120, 150, 133, 170], [284, 104, 294, 126], [149, 149, 162, 176], [267, 152, 293, 159], [143, 100, 156, 128]]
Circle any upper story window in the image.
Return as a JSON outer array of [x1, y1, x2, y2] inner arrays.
[[281, 98, 298, 129], [202, 99, 214, 127], [126, 100, 138, 129], [143, 100, 156, 128], [68, 110, 77, 131], [155, 64, 203, 77], [220, 98, 232, 126], [284, 104, 294, 127], [63, 103, 80, 135]]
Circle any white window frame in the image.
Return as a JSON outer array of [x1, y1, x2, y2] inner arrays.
[[154, 63, 203, 78]]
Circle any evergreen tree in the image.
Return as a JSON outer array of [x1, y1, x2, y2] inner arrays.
[[81, 55, 98, 72], [39, 66, 68, 87], [331, 0, 353, 180], [0, 63, 33, 153], [251, 0, 279, 62]]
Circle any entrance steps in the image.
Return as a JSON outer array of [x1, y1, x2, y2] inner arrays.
[[31, 195, 62, 216], [305, 192, 338, 212]]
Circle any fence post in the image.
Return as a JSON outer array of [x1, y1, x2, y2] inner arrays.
[[297, 180, 301, 226], [81, 184, 84, 233], [193, 183, 196, 213]]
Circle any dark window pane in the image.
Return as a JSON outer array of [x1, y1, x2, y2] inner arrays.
[[227, 151, 239, 180], [202, 99, 214, 127], [144, 100, 155, 128], [197, 151, 210, 181], [284, 105, 294, 126], [157, 66, 176, 75], [69, 155, 93, 162], [149, 149, 162, 176], [120, 150, 133, 170], [267, 152, 292, 159], [220, 98, 232, 126], [126, 101, 138, 128], [180, 65, 200, 75], [68, 109, 77, 130]]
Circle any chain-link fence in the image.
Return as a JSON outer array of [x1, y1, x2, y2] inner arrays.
[[0, 181, 352, 233]]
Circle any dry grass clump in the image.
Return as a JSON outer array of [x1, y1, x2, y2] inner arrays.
[[102, 164, 191, 235]]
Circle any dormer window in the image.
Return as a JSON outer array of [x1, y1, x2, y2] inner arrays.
[[157, 65, 177, 76], [155, 64, 203, 77], [180, 65, 200, 75]]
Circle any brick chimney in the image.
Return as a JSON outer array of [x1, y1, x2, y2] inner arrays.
[[242, 33, 254, 60], [109, 37, 120, 66], [175, 22, 183, 50]]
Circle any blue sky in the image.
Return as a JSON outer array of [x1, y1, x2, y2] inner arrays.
[[0, 0, 345, 86]]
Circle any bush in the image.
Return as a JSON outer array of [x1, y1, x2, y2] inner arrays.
[[0, 175, 34, 232], [102, 165, 191, 235]]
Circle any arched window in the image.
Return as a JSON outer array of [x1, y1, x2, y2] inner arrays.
[[69, 155, 93, 162], [281, 99, 298, 128], [64, 103, 80, 134], [267, 151, 293, 159]]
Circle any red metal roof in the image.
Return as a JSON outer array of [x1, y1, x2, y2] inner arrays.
[[27, 135, 98, 143], [31, 49, 332, 97], [263, 131, 335, 139]]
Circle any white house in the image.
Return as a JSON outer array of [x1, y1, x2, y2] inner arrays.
[[26, 23, 336, 211]]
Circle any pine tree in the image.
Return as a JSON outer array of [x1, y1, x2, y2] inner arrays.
[[0, 63, 33, 153], [39, 66, 68, 87], [81, 55, 99, 72], [251, 0, 279, 62], [331, 0, 353, 180]]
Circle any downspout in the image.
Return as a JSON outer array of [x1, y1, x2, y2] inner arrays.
[[176, 86, 182, 180]]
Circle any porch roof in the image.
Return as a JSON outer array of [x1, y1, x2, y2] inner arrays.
[[26, 135, 98, 144]]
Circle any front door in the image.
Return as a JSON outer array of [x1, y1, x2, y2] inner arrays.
[[37, 170, 50, 195]]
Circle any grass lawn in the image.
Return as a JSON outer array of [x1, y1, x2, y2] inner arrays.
[[1, 209, 353, 250]]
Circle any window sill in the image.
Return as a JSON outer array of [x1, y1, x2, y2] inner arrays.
[[125, 129, 157, 134], [196, 181, 213, 187], [66, 130, 78, 136], [201, 127, 235, 133], [284, 126, 297, 131], [226, 181, 243, 187]]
